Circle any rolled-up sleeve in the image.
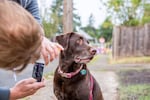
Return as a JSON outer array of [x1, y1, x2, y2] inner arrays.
[[25, 0, 42, 25], [0, 87, 10, 100]]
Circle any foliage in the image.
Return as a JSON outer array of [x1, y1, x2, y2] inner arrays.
[[100, 0, 150, 26], [98, 18, 113, 42], [81, 15, 113, 42], [41, 0, 81, 37], [41, 0, 63, 38], [81, 14, 100, 39], [42, 20, 53, 38], [141, 3, 150, 24], [73, 8, 82, 32], [50, 0, 63, 34]]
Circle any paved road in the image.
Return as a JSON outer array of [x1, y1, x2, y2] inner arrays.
[[1, 54, 150, 100], [0, 58, 59, 88], [0, 54, 150, 88], [27, 55, 120, 100]]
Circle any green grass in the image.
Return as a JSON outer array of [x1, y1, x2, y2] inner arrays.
[[88, 54, 102, 65], [109, 56, 150, 64], [19, 97, 30, 100], [44, 72, 54, 79], [119, 84, 150, 100]]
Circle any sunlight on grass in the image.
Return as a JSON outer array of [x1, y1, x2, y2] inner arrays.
[[88, 54, 102, 65], [119, 84, 150, 100], [19, 97, 30, 100], [44, 72, 54, 79], [109, 56, 150, 64]]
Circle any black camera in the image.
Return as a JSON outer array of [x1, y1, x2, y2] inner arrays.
[[32, 61, 44, 82]]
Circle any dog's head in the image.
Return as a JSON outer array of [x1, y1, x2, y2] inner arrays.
[[56, 32, 96, 64]]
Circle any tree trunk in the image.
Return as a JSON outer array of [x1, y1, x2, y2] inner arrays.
[[63, 0, 73, 33], [112, 26, 120, 59], [144, 23, 150, 56]]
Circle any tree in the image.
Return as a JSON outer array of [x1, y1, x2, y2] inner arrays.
[[63, 0, 73, 33], [50, 0, 63, 34], [81, 14, 99, 39], [100, 0, 145, 26], [81, 14, 113, 42], [73, 8, 81, 32], [41, 0, 81, 37], [99, 17, 113, 42], [141, 3, 150, 24]]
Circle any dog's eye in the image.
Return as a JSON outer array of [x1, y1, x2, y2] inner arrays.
[[76, 39, 83, 45]]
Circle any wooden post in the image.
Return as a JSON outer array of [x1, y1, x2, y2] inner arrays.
[[144, 23, 150, 56], [63, 0, 73, 33], [112, 26, 120, 59]]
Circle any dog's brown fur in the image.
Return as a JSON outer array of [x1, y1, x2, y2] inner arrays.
[[54, 32, 103, 100]]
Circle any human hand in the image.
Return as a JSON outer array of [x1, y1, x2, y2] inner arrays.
[[41, 36, 64, 65], [10, 78, 45, 100]]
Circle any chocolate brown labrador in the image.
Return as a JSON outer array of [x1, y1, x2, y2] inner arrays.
[[54, 32, 103, 100]]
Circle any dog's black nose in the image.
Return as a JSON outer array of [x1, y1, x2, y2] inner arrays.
[[90, 48, 97, 55]]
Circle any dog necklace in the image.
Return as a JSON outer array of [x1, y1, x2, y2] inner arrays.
[[80, 69, 87, 75]]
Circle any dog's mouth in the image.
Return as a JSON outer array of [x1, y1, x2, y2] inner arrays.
[[74, 56, 94, 63]]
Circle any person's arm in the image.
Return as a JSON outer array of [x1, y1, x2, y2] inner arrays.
[[25, 0, 42, 25], [0, 88, 10, 100], [9, 78, 45, 100], [25, 0, 64, 64], [0, 78, 45, 100]]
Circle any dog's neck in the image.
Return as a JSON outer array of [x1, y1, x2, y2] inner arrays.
[[59, 52, 85, 73], [59, 60, 83, 73]]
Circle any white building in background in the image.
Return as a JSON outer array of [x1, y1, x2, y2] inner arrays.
[[77, 30, 94, 41]]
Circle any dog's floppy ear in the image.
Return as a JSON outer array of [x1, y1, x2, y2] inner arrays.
[[56, 32, 74, 50]]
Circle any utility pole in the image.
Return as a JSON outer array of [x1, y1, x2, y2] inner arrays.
[[63, 0, 73, 33]]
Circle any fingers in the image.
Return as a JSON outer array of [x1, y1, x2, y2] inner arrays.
[[15, 78, 36, 86], [46, 42, 62, 62], [22, 78, 36, 84], [26, 81, 45, 95], [41, 46, 49, 65], [46, 43, 57, 62], [10, 78, 45, 99], [27, 81, 45, 90], [41, 37, 64, 65], [16, 78, 45, 89], [18, 82, 45, 97], [55, 43, 64, 51]]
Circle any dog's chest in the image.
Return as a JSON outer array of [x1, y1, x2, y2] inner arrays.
[[60, 78, 91, 100]]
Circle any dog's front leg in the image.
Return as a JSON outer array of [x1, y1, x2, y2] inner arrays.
[[54, 76, 65, 100], [54, 88, 65, 100]]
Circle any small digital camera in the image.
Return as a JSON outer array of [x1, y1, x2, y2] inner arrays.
[[32, 61, 44, 82]]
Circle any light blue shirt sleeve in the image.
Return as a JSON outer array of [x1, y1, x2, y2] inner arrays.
[[0, 87, 10, 100], [24, 0, 42, 25]]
